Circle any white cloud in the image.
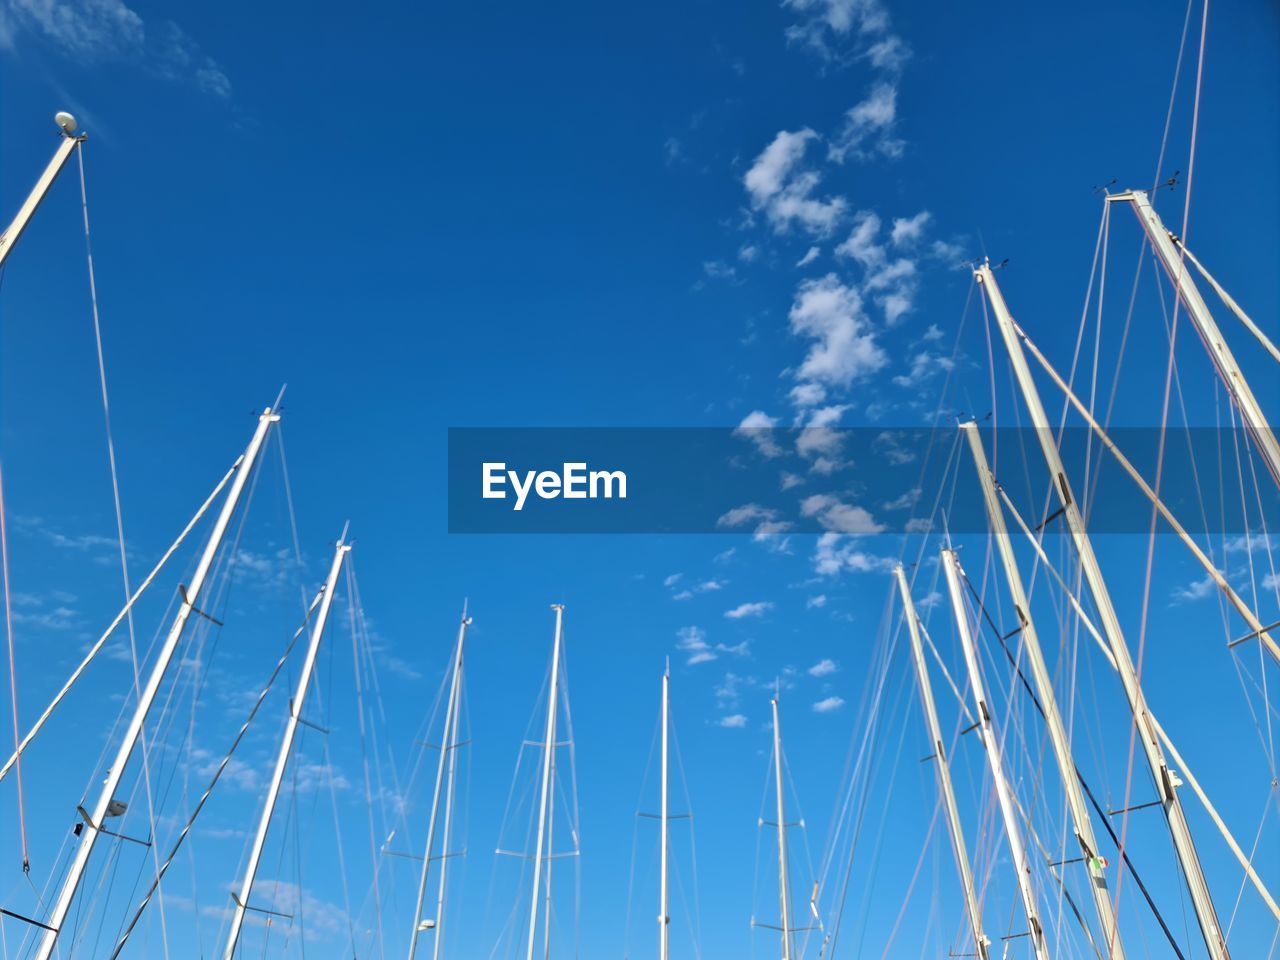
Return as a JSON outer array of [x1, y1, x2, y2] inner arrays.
[[725, 601, 774, 620], [718, 713, 748, 728], [744, 129, 847, 237], [1263, 572, 1279, 591], [676, 625, 715, 665], [800, 495, 884, 535], [808, 657, 837, 675], [807, 594, 828, 609], [829, 82, 903, 162], [1173, 575, 1216, 603], [882, 487, 921, 510], [789, 382, 828, 408], [664, 573, 684, 588], [673, 589, 694, 601], [834, 211, 924, 325], [813, 695, 846, 713], [788, 274, 887, 386], [735, 410, 784, 458], [813, 532, 895, 575], [739, 243, 760, 262], [718, 503, 778, 529], [781, 471, 805, 491], [784, 0, 894, 58], [4, 0, 231, 98], [796, 246, 821, 268], [891, 211, 932, 247], [892, 351, 955, 388], [703, 259, 736, 280]]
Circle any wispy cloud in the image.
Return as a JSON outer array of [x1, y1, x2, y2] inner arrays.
[[829, 82, 903, 162], [813, 532, 894, 576], [1, 0, 231, 98], [813, 695, 845, 713], [717, 713, 748, 729], [808, 657, 837, 676], [724, 601, 773, 620], [788, 273, 888, 386]]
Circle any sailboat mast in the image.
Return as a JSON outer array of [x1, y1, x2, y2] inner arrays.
[[0, 113, 83, 271], [223, 534, 351, 960], [1109, 191, 1280, 487], [941, 549, 1050, 960], [659, 664, 670, 960], [895, 565, 990, 960], [430, 617, 466, 960], [960, 420, 1127, 958], [770, 696, 793, 960], [34, 406, 279, 960], [976, 262, 1230, 960], [408, 610, 471, 960], [526, 604, 564, 960]]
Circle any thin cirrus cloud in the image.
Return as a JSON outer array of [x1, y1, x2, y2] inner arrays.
[[0, 0, 231, 98], [676, 625, 751, 665], [717, 713, 748, 729]]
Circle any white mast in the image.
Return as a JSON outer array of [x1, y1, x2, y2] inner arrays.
[[976, 262, 1230, 960], [223, 533, 351, 959], [769, 695, 793, 960], [525, 604, 564, 960], [408, 609, 471, 960], [659, 663, 670, 960], [0, 113, 83, 271], [895, 565, 990, 960], [34, 406, 279, 960], [941, 549, 1050, 960], [960, 420, 1127, 957], [1109, 190, 1280, 488]]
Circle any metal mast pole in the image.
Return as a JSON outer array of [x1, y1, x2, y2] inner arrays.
[[895, 565, 990, 960], [430, 617, 466, 960], [960, 420, 1127, 957], [976, 262, 1230, 960], [1110, 191, 1280, 488], [659, 663, 670, 960], [0, 113, 83, 271], [223, 534, 351, 960], [525, 604, 564, 960], [770, 695, 793, 960], [941, 549, 1050, 960], [408, 610, 471, 959], [35, 406, 279, 960]]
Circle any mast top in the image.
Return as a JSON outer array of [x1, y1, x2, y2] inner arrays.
[[55, 112, 77, 136]]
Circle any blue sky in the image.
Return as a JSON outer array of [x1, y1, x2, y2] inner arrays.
[[0, 0, 1277, 957]]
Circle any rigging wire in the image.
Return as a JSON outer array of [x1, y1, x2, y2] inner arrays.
[[1111, 0, 1210, 926], [0, 463, 28, 872], [75, 140, 171, 956]]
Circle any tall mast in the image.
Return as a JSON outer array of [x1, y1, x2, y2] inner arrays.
[[223, 533, 351, 959], [34, 406, 279, 960], [895, 565, 989, 960], [976, 262, 1230, 960], [526, 604, 564, 960], [0, 113, 83, 271], [960, 420, 1126, 958], [407, 609, 471, 960], [659, 663, 670, 960], [941, 549, 1050, 960], [769, 695, 793, 960], [1108, 191, 1280, 488]]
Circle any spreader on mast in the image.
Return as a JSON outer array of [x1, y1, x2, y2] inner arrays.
[[223, 533, 351, 959], [960, 420, 1127, 957], [975, 262, 1231, 960], [34, 405, 280, 960], [941, 548, 1050, 960], [894, 565, 990, 960], [1108, 190, 1280, 488]]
